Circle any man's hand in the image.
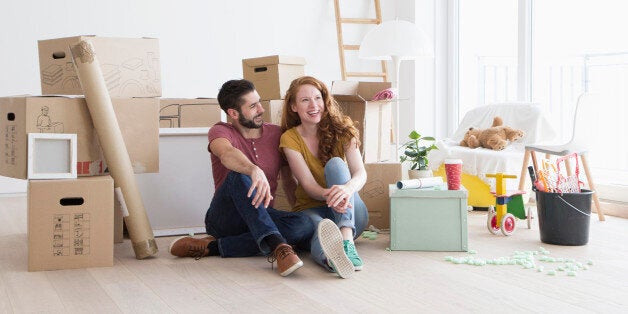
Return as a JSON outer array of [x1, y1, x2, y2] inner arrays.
[[248, 166, 273, 208]]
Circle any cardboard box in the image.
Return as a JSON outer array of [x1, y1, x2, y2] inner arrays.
[[159, 98, 223, 128], [332, 81, 393, 163], [261, 100, 284, 125], [0, 96, 159, 179], [273, 173, 294, 212], [38, 36, 161, 97], [389, 184, 468, 251], [359, 162, 402, 229], [114, 196, 124, 243], [28, 176, 114, 271], [242, 55, 306, 100]]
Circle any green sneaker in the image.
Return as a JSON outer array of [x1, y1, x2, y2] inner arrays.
[[343, 240, 363, 271]]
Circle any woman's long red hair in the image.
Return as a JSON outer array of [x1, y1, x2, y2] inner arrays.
[[280, 76, 360, 164]]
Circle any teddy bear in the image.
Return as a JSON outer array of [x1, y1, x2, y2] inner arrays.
[[459, 116, 525, 151]]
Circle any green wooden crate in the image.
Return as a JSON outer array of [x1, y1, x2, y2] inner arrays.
[[389, 184, 468, 251]]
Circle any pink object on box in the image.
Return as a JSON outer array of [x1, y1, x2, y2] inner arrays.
[[372, 88, 397, 101], [444, 159, 463, 190]]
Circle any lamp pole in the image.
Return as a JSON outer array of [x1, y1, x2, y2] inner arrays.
[[392, 55, 402, 161]]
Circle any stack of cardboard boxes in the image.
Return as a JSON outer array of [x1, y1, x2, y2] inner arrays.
[[0, 35, 167, 271]]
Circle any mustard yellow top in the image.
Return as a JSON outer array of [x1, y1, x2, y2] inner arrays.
[[279, 127, 346, 212]]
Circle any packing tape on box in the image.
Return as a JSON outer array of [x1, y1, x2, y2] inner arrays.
[[114, 187, 130, 217], [70, 40, 158, 259], [396, 177, 443, 189]]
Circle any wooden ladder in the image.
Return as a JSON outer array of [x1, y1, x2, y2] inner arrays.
[[333, 0, 388, 81]]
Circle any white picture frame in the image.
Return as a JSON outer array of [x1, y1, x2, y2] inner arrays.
[[27, 133, 77, 179]]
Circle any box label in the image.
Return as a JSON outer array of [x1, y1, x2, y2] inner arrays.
[[4, 125, 17, 165], [52, 213, 91, 257]]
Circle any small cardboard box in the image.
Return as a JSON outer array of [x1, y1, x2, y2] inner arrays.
[[359, 162, 402, 229], [331, 81, 393, 163], [261, 100, 284, 125], [28, 176, 114, 271], [159, 98, 223, 128], [0, 96, 159, 179], [38, 35, 161, 97], [389, 184, 468, 251], [242, 55, 306, 100]]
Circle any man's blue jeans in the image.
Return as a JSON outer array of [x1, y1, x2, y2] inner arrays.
[[204, 171, 314, 257], [302, 157, 369, 269]]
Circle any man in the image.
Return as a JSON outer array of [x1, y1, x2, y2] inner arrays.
[[169, 79, 314, 277]]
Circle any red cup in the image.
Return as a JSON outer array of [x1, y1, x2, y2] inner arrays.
[[444, 159, 463, 190]]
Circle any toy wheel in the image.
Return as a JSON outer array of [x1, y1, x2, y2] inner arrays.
[[487, 211, 499, 234], [501, 213, 517, 236], [467, 205, 473, 212], [526, 207, 533, 229]]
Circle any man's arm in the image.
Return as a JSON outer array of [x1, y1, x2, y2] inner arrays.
[[209, 137, 272, 208]]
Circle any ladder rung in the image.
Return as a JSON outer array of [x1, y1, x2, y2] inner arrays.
[[340, 18, 380, 24], [347, 72, 387, 78], [343, 45, 360, 50]]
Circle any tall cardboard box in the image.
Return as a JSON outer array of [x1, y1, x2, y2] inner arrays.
[[38, 36, 161, 97], [359, 162, 402, 229], [28, 176, 114, 271], [242, 55, 306, 100], [261, 100, 284, 125], [0, 96, 159, 179], [332, 81, 393, 163], [159, 98, 223, 128]]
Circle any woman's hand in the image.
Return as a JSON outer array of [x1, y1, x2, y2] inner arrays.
[[323, 185, 353, 213]]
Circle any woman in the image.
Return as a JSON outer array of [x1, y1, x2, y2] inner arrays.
[[279, 76, 368, 276]]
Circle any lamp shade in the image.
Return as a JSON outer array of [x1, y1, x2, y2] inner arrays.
[[359, 20, 433, 61]]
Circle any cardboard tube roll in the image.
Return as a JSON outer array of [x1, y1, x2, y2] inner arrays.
[[70, 40, 158, 259]]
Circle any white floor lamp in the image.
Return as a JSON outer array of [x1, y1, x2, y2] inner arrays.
[[358, 19, 433, 160]]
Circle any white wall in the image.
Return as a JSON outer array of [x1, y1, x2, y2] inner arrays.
[[0, 0, 439, 193]]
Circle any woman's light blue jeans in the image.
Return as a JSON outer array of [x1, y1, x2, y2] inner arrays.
[[303, 157, 368, 269]]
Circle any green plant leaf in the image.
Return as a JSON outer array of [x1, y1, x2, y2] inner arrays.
[[409, 130, 420, 140]]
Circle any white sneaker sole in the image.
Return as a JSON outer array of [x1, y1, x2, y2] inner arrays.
[[318, 219, 354, 279], [279, 260, 304, 277]]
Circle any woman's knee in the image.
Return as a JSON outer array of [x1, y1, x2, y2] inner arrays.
[[324, 157, 350, 185], [324, 157, 346, 173]]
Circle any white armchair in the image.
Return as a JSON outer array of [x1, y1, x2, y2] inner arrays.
[[428, 102, 556, 207]]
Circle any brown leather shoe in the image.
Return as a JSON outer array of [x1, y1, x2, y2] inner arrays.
[[268, 243, 303, 276], [168, 236, 215, 259]]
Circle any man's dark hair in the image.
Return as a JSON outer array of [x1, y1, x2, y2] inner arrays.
[[217, 79, 256, 113]]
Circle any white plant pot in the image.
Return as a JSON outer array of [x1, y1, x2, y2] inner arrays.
[[408, 169, 433, 179]]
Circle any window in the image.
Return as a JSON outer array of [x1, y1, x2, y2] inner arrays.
[[458, 0, 518, 121], [456, 0, 628, 202], [532, 0, 628, 199]]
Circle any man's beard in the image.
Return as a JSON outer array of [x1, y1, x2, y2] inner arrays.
[[238, 112, 263, 129]]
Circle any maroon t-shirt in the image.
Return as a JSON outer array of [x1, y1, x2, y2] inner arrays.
[[207, 122, 284, 198]]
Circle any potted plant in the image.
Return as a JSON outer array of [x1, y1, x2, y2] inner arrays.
[[399, 130, 438, 179]]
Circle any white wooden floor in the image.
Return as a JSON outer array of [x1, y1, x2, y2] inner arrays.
[[1, 194, 627, 313]]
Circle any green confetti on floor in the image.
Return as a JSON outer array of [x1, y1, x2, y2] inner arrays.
[[442, 248, 593, 278]]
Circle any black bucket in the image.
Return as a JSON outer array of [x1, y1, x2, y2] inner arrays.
[[535, 189, 593, 246]]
